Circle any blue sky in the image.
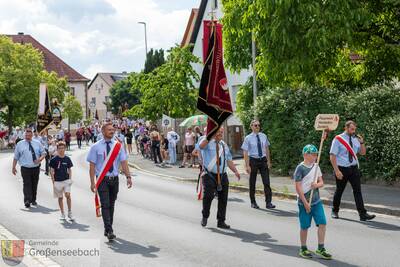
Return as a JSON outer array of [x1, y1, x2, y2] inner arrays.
[[0, 0, 200, 79]]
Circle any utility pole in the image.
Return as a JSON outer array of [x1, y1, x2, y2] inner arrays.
[[252, 32, 258, 120]]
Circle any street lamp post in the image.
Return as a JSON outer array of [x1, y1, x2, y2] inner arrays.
[[138, 22, 148, 58], [251, 31, 258, 120]]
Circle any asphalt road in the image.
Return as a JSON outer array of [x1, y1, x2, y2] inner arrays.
[[0, 145, 399, 267]]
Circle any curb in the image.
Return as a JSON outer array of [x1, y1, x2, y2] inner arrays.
[[129, 162, 400, 217]]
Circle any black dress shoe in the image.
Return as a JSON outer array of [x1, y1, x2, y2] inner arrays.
[[331, 211, 339, 219], [251, 202, 260, 209], [24, 202, 30, 208], [201, 218, 207, 227], [31, 201, 37, 206], [266, 203, 276, 209], [360, 213, 376, 221], [107, 232, 116, 240], [104, 231, 108, 237], [217, 222, 231, 229]]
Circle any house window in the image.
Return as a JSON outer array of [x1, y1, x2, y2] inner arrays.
[[70, 87, 75, 96], [105, 96, 110, 103], [91, 97, 96, 105]]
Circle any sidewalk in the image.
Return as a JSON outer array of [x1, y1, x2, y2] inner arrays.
[[128, 153, 400, 217]]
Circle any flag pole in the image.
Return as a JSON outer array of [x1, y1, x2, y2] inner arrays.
[[308, 129, 326, 204]]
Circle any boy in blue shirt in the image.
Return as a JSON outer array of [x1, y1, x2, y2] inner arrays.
[[294, 144, 332, 260]]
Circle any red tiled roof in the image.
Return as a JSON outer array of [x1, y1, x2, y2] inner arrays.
[[6, 34, 89, 82]]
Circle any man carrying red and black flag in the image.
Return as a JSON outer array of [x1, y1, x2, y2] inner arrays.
[[196, 21, 240, 229]]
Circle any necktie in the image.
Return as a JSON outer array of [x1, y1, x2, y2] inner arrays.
[[216, 141, 221, 171], [348, 135, 353, 163], [256, 134, 263, 158], [106, 141, 114, 173], [28, 141, 37, 162]]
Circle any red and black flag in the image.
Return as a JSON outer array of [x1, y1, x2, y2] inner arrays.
[[197, 21, 232, 140], [37, 83, 53, 134]]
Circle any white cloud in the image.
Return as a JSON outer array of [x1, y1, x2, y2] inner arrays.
[[0, 0, 198, 79], [84, 64, 108, 79]]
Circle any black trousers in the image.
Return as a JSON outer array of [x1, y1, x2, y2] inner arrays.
[[77, 138, 82, 149], [151, 141, 162, 163], [20, 166, 40, 204], [249, 157, 272, 204], [98, 176, 119, 233], [45, 149, 49, 174], [332, 166, 367, 215], [202, 173, 229, 222]]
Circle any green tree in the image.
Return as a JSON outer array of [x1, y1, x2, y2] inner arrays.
[[109, 73, 141, 115], [222, 0, 400, 87], [63, 94, 83, 131], [127, 45, 200, 120], [0, 36, 43, 130], [144, 48, 165, 74], [42, 71, 69, 104]]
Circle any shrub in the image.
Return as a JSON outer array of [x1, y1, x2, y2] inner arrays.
[[237, 81, 400, 182]]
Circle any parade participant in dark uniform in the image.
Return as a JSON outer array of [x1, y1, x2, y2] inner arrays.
[[87, 122, 133, 241], [330, 120, 375, 221], [12, 128, 46, 208], [198, 127, 240, 229], [241, 120, 275, 209]]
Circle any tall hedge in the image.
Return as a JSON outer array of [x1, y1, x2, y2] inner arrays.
[[237, 81, 400, 182]]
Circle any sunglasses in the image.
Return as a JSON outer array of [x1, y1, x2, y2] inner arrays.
[[253, 124, 260, 127]]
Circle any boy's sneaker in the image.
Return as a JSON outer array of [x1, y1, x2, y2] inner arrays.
[[315, 248, 332, 260], [60, 213, 66, 220], [299, 249, 313, 259], [68, 212, 75, 221]]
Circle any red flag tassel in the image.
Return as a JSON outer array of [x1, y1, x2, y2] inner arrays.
[[95, 193, 101, 217], [197, 176, 203, 200]]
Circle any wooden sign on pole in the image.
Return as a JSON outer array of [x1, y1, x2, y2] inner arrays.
[[314, 114, 339, 131], [308, 114, 340, 209]]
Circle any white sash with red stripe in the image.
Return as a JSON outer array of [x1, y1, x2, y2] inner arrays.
[[335, 135, 359, 167], [95, 140, 122, 217]]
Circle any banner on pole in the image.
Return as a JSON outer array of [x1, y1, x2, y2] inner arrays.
[[37, 83, 53, 134]]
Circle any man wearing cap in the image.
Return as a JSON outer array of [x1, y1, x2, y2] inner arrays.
[[242, 120, 275, 209], [198, 127, 240, 229], [12, 128, 46, 208], [330, 120, 375, 221]]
